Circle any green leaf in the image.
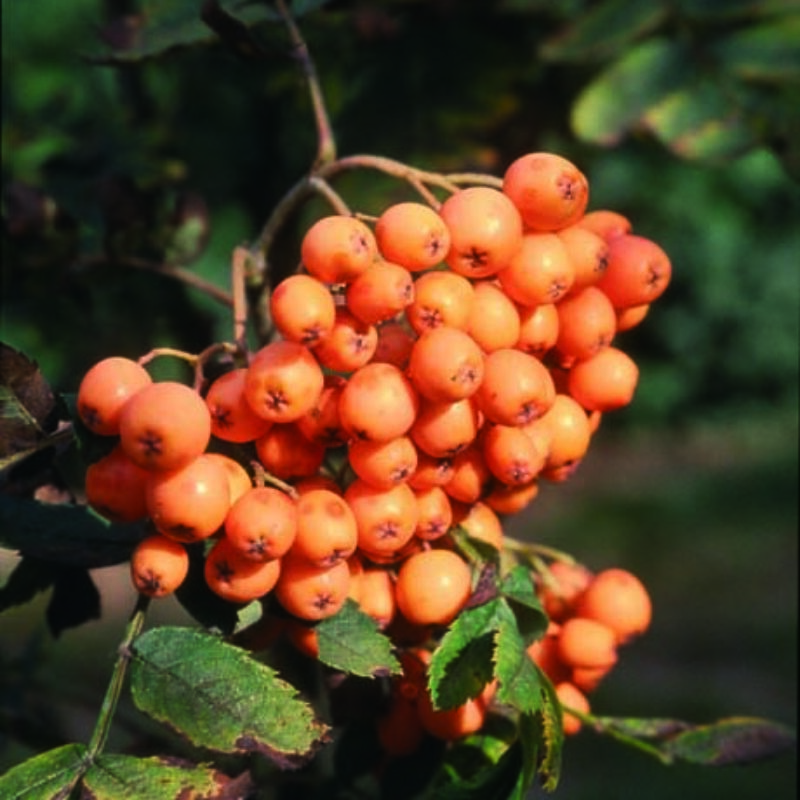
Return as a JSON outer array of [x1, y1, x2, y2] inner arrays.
[[710, 15, 800, 82], [0, 743, 87, 800], [642, 78, 758, 161], [571, 37, 693, 145], [80, 753, 239, 799], [498, 565, 548, 646], [675, 0, 800, 23], [531, 674, 564, 792], [540, 0, 669, 63], [314, 599, 402, 678], [429, 600, 501, 710], [45, 565, 101, 637], [591, 714, 797, 765], [0, 556, 57, 611], [0, 494, 145, 569], [431, 741, 524, 800], [130, 626, 329, 768]]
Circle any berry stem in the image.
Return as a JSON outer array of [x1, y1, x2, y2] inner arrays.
[[86, 593, 150, 760], [250, 459, 300, 500], [503, 535, 577, 566], [138, 342, 240, 390]]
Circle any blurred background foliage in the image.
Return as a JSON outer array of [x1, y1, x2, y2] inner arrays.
[[1, 0, 798, 797]]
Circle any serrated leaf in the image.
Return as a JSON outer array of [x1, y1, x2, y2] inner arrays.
[[450, 525, 502, 567], [571, 38, 693, 145], [130, 626, 329, 768], [532, 674, 564, 792], [591, 713, 797, 766], [314, 598, 401, 678], [0, 742, 87, 800], [493, 600, 545, 716], [710, 15, 800, 82], [429, 600, 501, 710], [498, 565, 548, 646], [540, 0, 668, 63], [80, 753, 234, 799], [0, 494, 145, 568]]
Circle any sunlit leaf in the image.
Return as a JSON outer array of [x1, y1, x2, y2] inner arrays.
[[571, 38, 693, 145], [130, 626, 329, 768], [0, 743, 86, 800], [314, 599, 402, 678], [540, 0, 668, 62]]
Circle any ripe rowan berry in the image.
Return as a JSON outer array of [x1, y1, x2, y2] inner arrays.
[[274, 555, 351, 621], [371, 319, 416, 368], [84, 444, 150, 523], [244, 340, 325, 424], [290, 488, 358, 567], [615, 303, 650, 332], [223, 486, 298, 561], [119, 381, 212, 472], [443, 444, 492, 505], [557, 617, 618, 670], [596, 233, 672, 308], [145, 453, 231, 542], [204, 535, 282, 604], [416, 680, 496, 741], [567, 346, 639, 412], [533, 393, 593, 471], [374, 201, 451, 272], [405, 269, 475, 334], [255, 422, 326, 480], [77, 356, 152, 436], [301, 214, 378, 284], [439, 186, 524, 278], [497, 232, 575, 306], [345, 260, 415, 325], [483, 478, 540, 515], [205, 453, 252, 504], [555, 681, 591, 736], [410, 396, 481, 460], [555, 286, 617, 363], [481, 423, 546, 486], [502, 151, 589, 232], [451, 500, 504, 550], [205, 368, 272, 444], [338, 362, 420, 442], [294, 373, 349, 448], [466, 280, 522, 353], [270, 274, 336, 346], [576, 209, 632, 241], [536, 560, 594, 623], [407, 326, 485, 403], [312, 309, 378, 373], [576, 567, 652, 644], [516, 302, 559, 358], [355, 566, 397, 629], [413, 485, 453, 541], [394, 548, 472, 627], [348, 435, 418, 489], [557, 224, 610, 293], [527, 623, 571, 685], [130, 534, 189, 598], [407, 451, 454, 490]]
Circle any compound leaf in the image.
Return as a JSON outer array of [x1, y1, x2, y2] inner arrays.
[[0, 743, 87, 800], [314, 599, 401, 678], [130, 626, 329, 768]]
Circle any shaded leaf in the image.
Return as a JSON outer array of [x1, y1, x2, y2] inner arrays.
[[130, 626, 329, 768], [571, 37, 693, 145], [314, 599, 401, 678], [531, 673, 564, 792], [45, 565, 101, 637], [675, 0, 800, 23], [0, 742, 86, 800], [0, 556, 57, 611], [541, 0, 668, 63], [431, 740, 523, 800], [498, 565, 548, 646], [81, 753, 241, 799], [0, 494, 145, 568], [450, 525, 502, 568]]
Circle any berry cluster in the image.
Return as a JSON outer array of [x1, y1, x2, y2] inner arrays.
[[75, 150, 670, 741]]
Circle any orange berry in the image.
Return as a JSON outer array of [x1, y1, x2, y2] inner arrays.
[[119, 381, 211, 472], [529, 393, 593, 471], [596, 233, 671, 309], [555, 286, 617, 363], [371, 319, 416, 368], [416, 680, 497, 741], [576, 567, 652, 644], [571, 663, 615, 694], [567, 346, 639, 412], [130, 534, 189, 598], [205, 368, 272, 444], [483, 478, 540, 515], [557, 224, 610, 293], [84, 444, 150, 523], [255, 422, 325, 480], [407, 326, 485, 403], [295, 373, 349, 448], [555, 681, 591, 736], [145, 453, 231, 543], [576, 209, 632, 242], [466, 280, 521, 353], [502, 151, 589, 232], [536, 560, 594, 623], [413, 485, 453, 541], [301, 215, 378, 284], [439, 186, 524, 278], [443, 445, 492, 505], [270, 274, 336, 346], [375, 201, 451, 271], [284, 618, 320, 659], [481, 423, 546, 486], [345, 260, 415, 325], [451, 500, 504, 550], [204, 536, 282, 604], [476, 348, 556, 426], [405, 269, 475, 334], [77, 356, 152, 436], [224, 486, 297, 561], [204, 453, 252, 504], [407, 451, 454, 490], [291, 488, 358, 567], [344, 479, 419, 560], [312, 309, 377, 373], [293, 474, 342, 496], [348, 435, 418, 489], [274, 556, 351, 621], [338, 362, 420, 442], [355, 566, 397, 629], [557, 617, 618, 670], [516, 302, 559, 358], [244, 340, 324, 423], [497, 232, 575, 306], [377, 692, 426, 757], [527, 624, 570, 685], [410, 397, 481, 459], [395, 548, 472, 627], [615, 302, 650, 332]]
